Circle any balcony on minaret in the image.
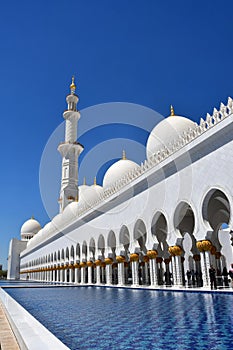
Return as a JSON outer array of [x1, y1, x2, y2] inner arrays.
[[58, 141, 84, 158]]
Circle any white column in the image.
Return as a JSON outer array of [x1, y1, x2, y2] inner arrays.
[[200, 251, 209, 287], [52, 269, 55, 282], [171, 257, 177, 285], [88, 266, 92, 284], [64, 269, 67, 283], [96, 265, 101, 284], [118, 263, 125, 285], [81, 267, 86, 284], [101, 266, 106, 284], [175, 256, 183, 286], [144, 262, 149, 285], [74, 268, 78, 284], [149, 258, 158, 286], [131, 261, 139, 286], [106, 264, 112, 285]]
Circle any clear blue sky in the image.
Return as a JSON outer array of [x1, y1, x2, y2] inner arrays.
[[1, 0, 233, 269]]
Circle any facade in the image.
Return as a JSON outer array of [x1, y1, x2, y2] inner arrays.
[[7, 79, 233, 287]]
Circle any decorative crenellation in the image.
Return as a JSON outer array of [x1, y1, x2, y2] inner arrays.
[[66, 97, 233, 221]]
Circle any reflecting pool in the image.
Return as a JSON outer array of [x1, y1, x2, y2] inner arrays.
[[4, 287, 233, 350]]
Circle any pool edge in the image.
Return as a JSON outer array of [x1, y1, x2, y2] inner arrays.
[[0, 287, 70, 350]]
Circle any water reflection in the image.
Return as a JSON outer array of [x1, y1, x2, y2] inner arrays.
[[5, 287, 233, 350]]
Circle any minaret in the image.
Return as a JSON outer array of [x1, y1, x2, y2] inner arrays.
[[57, 77, 84, 212]]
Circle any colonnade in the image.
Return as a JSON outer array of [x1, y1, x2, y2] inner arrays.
[[20, 239, 228, 289]]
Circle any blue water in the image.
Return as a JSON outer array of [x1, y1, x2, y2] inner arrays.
[[4, 286, 233, 350], [0, 280, 44, 286]]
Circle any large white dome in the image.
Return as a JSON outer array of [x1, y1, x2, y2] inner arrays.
[[103, 159, 140, 188], [21, 218, 41, 235], [146, 114, 195, 158]]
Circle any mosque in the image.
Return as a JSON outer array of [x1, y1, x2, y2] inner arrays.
[[7, 78, 233, 288]]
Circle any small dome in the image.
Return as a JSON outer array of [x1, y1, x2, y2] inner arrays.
[[21, 218, 41, 235], [63, 201, 80, 222], [27, 222, 51, 248], [146, 114, 195, 158], [78, 185, 90, 201], [103, 159, 140, 188], [80, 184, 103, 207], [21, 217, 41, 242], [51, 214, 64, 231]]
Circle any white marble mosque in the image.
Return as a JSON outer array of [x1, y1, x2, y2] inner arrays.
[[7, 78, 233, 289]]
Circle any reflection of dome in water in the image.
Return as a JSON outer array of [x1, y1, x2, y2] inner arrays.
[[146, 106, 195, 158]]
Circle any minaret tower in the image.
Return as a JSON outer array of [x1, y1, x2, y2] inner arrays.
[[58, 77, 84, 212]]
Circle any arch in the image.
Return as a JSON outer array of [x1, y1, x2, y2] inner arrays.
[[119, 225, 130, 247], [151, 211, 168, 242], [66, 247, 69, 260], [54, 252, 57, 261], [82, 241, 87, 257], [76, 243, 80, 258], [61, 249, 65, 260], [107, 230, 116, 249], [89, 238, 96, 255], [134, 219, 147, 250], [57, 250, 61, 261], [98, 234, 105, 251], [202, 188, 230, 230], [151, 211, 169, 258], [174, 201, 195, 235], [70, 245, 75, 259]]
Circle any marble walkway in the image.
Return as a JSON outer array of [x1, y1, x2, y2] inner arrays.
[[0, 301, 19, 350]]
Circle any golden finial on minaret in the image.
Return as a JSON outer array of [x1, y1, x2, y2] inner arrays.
[[170, 105, 175, 116], [83, 177, 86, 186], [70, 76, 76, 94], [122, 150, 126, 160], [31, 215, 34, 220], [94, 176, 97, 185]]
